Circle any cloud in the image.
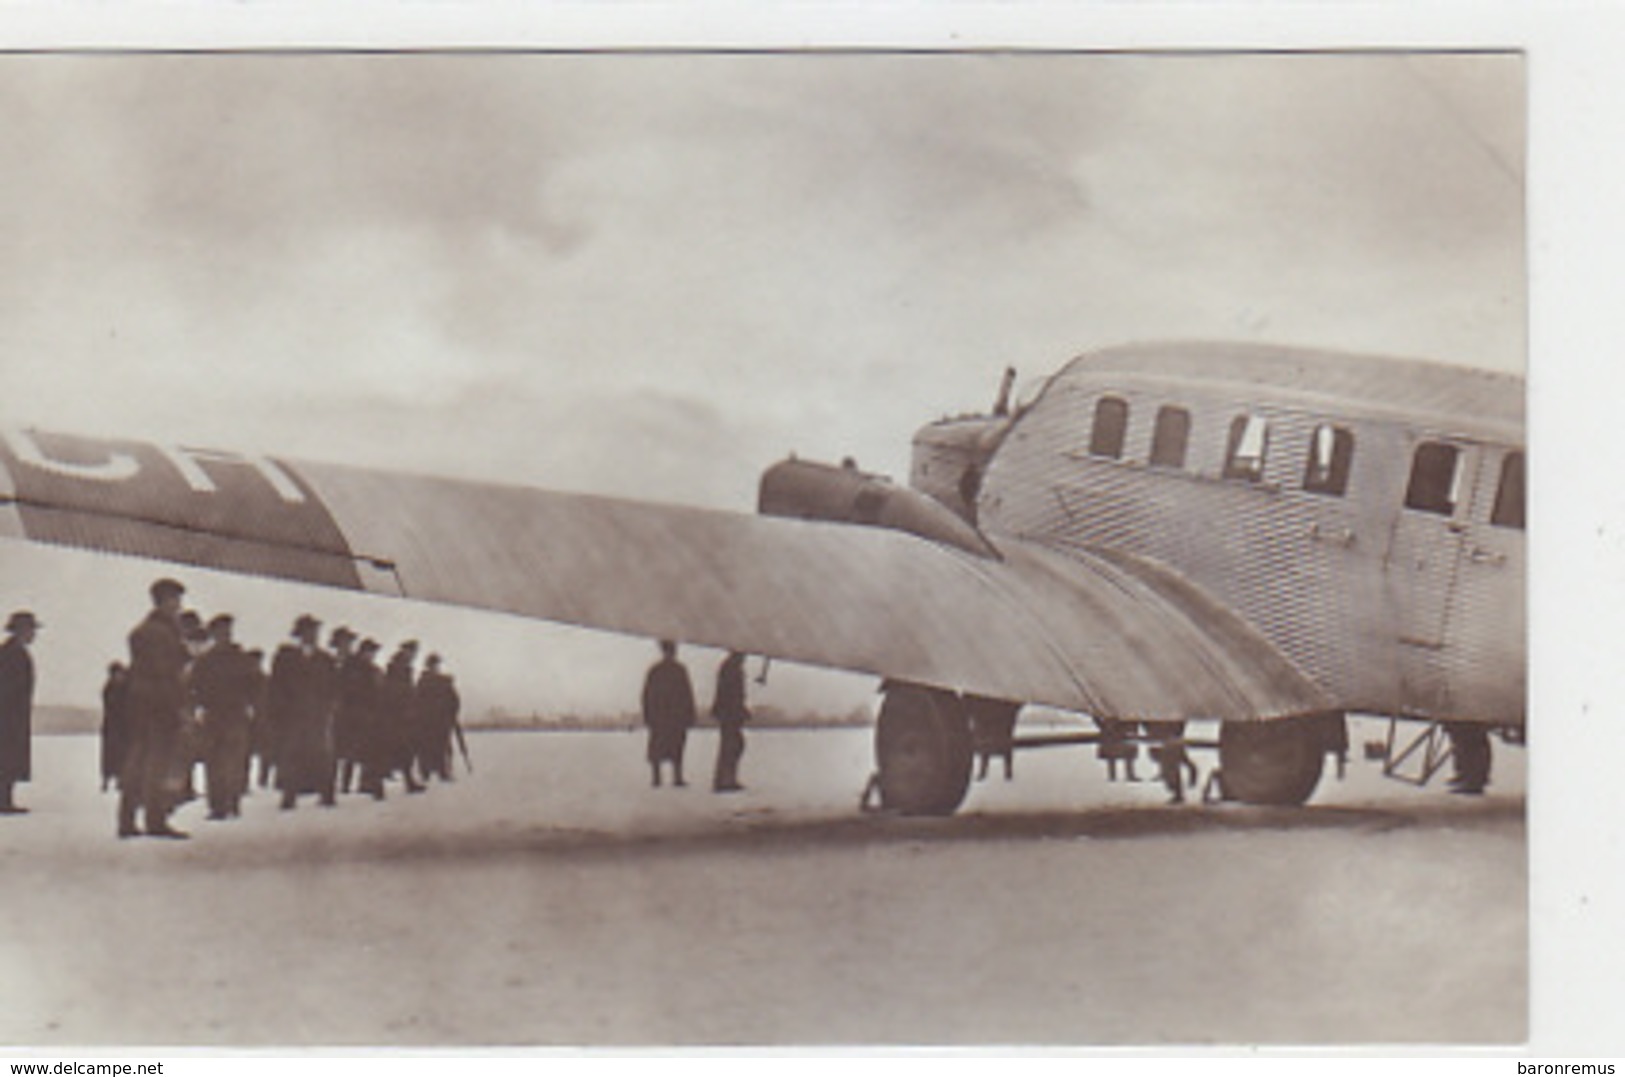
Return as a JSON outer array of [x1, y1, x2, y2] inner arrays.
[[0, 53, 1524, 389]]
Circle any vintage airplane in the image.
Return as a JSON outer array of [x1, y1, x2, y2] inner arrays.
[[0, 340, 1524, 814]]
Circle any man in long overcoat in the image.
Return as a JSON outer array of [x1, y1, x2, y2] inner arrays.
[[270, 614, 338, 810], [119, 579, 191, 838], [338, 637, 382, 796], [416, 654, 463, 783], [100, 662, 130, 792], [709, 651, 749, 793], [642, 639, 696, 788], [378, 641, 425, 793], [191, 614, 259, 820], [0, 611, 40, 815], [326, 627, 364, 793]]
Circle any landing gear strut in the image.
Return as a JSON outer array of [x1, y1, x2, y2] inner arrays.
[[873, 684, 973, 815]]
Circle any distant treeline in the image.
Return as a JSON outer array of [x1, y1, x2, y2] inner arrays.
[[478, 703, 874, 732], [33, 702, 875, 735], [33, 705, 102, 735]]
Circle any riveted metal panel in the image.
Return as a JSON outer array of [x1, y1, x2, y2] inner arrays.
[[981, 343, 1525, 726], [1049, 342, 1523, 440], [294, 459, 1319, 720]]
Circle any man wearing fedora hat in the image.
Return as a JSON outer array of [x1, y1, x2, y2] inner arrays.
[[0, 610, 40, 815], [269, 613, 339, 810], [377, 640, 425, 794]]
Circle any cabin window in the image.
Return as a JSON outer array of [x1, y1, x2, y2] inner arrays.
[[1149, 406, 1190, 468], [1491, 451, 1525, 530], [1404, 441, 1464, 516], [1089, 396, 1129, 459], [1223, 414, 1270, 482], [1302, 424, 1354, 497]]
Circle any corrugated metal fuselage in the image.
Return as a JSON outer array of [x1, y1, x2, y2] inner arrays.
[[972, 344, 1526, 727]]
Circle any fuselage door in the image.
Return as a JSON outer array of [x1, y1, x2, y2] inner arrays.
[[1445, 448, 1526, 723], [1387, 438, 1475, 650]]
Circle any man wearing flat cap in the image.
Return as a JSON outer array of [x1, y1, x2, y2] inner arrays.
[[0, 611, 40, 814], [119, 578, 191, 838]]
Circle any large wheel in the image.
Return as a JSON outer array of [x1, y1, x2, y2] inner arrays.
[[1218, 714, 1329, 806], [875, 685, 973, 815]]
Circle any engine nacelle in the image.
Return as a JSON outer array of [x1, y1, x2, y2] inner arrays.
[[758, 457, 998, 559], [910, 414, 1012, 524]]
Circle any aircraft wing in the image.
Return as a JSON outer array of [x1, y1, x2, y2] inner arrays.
[[0, 428, 1327, 721]]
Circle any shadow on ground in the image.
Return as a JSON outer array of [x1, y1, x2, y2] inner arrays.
[[175, 794, 1526, 871]]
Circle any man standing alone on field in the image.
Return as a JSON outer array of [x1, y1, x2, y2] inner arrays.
[[0, 611, 40, 815]]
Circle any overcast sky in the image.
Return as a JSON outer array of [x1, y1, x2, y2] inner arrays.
[[0, 51, 1524, 715]]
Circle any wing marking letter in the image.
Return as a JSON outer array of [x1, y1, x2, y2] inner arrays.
[[156, 444, 307, 504], [3, 429, 140, 482]]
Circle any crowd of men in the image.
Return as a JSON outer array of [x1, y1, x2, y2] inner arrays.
[[98, 577, 467, 839], [0, 588, 1499, 825], [0, 588, 760, 837]]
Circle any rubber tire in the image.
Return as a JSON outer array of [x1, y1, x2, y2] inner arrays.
[[875, 686, 974, 816], [1218, 715, 1326, 806]]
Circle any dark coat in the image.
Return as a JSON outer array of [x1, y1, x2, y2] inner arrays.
[[0, 636, 34, 783], [416, 670, 461, 773], [416, 671, 460, 738], [268, 643, 336, 793], [127, 610, 189, 734], [191, 643, 260, 726], [643, 658, 696, 730], [120, 609, 191, 811], [1095, 717, 1137, 762], [100, 669, 130, 784], [642, 657, 696, 763], [334, 654, 381, 761], [378, 656, 418, 771], [710, 654, 749, 724]]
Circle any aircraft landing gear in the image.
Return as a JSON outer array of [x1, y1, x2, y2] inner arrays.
[[1216, 713, 1340, 806], [874, 684, 973, 815]]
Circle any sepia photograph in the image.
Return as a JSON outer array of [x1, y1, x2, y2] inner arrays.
[[0, 40, 1538, 1052]]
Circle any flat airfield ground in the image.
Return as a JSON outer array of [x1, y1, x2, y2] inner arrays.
[[0, 723, 1525, 1048]]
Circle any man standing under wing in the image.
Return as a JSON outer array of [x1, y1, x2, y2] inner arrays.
[[710, 651, 750, 794], [642, 640, 696, 789]]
